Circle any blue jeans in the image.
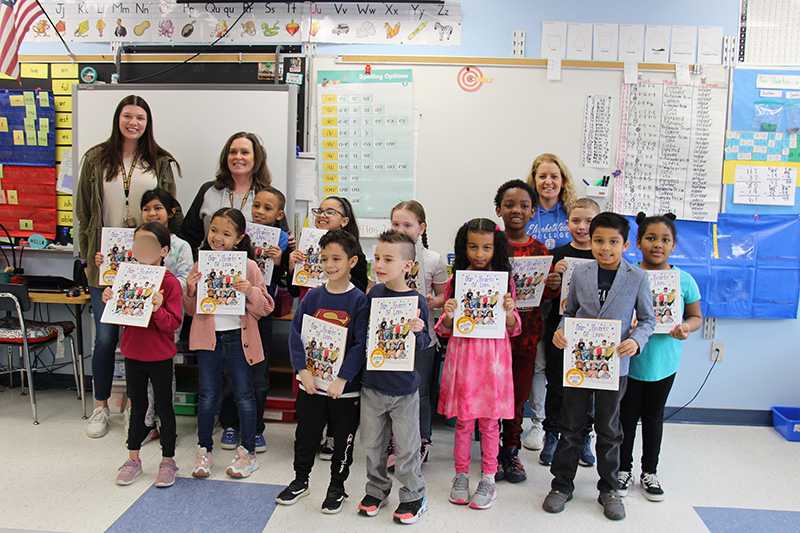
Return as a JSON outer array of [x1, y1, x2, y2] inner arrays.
[[89, 286, 120, 402], [197, 330, 256, 453]]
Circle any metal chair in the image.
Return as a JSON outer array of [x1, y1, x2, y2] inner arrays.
[[0, 283, 84, 424]]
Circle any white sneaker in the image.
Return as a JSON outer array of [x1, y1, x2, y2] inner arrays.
[[226, 446, 260, 478], [192, 446, 213, 478], [523, 421, 545, 450], [86, 406, 110, 438]]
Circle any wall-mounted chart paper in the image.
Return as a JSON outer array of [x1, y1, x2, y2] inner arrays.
[[644, 25, 670, 63], [593, 23, 618, 62], [581, 94, 612, 168], [615, 79, 728, 222], [317, 69, 415, 218], [541, 21, 567, 60], [733, 165, 797, 206], [619, 24, 645, 62], [566, 22, 593, 61], [670, 25, 697, 64]]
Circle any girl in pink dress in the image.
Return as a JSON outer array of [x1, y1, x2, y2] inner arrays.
[[435, 218, 521, 510]]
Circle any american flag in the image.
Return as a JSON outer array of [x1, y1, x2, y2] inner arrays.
[[0, 0, 43, 78]]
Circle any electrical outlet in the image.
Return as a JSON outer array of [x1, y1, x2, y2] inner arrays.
[[711, 341, 725, 362]]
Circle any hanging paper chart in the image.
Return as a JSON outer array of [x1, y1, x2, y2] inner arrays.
[[317, 69, 415, 218]]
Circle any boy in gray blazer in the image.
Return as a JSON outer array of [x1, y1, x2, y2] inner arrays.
[[542, 212, 656, 521]]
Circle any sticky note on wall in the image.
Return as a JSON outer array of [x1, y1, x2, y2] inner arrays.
[[0, 117, 7, 132], [55, 112, 71, 128], [57, 210, 73, 226], [52, 79, 77, 95], [21, 64, 48, 79], [57, 194, 73, 210], [54, 97, 72, 112], [56, 129, 71, 145]]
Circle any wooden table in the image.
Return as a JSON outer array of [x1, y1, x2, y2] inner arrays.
[[28, 289, 90, 418]]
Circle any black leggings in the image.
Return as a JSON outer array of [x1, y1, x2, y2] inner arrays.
[[619, 373, 676, 474], [125, 358, 176, 457]]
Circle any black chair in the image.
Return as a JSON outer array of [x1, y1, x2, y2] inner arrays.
[[0, 283, 83, 424]]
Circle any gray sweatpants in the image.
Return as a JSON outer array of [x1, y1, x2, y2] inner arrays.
[[360, 387, 426, 503]]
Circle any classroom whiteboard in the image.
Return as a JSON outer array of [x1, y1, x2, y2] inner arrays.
[[73, 84, 297, 252], [312, 57, 728, 252]]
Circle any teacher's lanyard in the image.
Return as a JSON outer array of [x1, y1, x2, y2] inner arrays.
[[229, 188, 251, 210], [121, 157, 138, 227]]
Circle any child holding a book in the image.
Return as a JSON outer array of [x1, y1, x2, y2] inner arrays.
[[277, 229, 369, 514], [543, 212, 656, 521], [494, 179, 557, 483], [358, 230, 430, 524], [538, 198, 601, 466], [218, 186, 291, 453], [618, 212, 702, 502], [105, 222, 182, 488], [183, 207, 273, 479], [436, 218, 521, 510]]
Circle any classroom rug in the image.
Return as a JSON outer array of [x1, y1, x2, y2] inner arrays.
[[107, 477, 284, 533], [694, 506, 800, 532]]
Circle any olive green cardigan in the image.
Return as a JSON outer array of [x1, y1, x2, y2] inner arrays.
[[75, 145, 184, 288]]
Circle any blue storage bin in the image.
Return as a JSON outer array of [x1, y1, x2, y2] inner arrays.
[[771, 406, 800, 442]]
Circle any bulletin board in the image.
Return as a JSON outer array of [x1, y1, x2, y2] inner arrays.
[[723, 66, 800, 215], [0, 89, 55, 166]]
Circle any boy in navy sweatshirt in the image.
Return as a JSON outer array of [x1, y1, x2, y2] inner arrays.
[[276, 230, 369, 515], [358, 230, 430, 525]]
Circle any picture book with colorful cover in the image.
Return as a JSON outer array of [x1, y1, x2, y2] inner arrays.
[[647, 270, 682, 334], [510, 255, 553, 309], [100, 263, 166, 328], [563, 318, 621, 391], [406, 241, 428, 294], [246, 223, 282, 284], [300, 314, 348, 391], [453, 270, 509, 340], [99, 228, 136, 286], [366, 295, 418, 371], [196, 251, 248, 316], [292, 227, 328, 288], [559, 257, 596, 315]]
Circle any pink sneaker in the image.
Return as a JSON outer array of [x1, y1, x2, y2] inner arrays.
[[116, 459, 142, 486], [226, 446, 260, 478], [154, 459, 179, 488], [192, 446, 213, 478]]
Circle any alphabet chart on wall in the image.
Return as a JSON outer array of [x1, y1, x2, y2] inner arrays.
[[317, 69, 415, 218]]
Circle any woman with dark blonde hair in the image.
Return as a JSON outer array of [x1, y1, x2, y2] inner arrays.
[[182, 131, 287, 250], [525, 153, 576, 251], [77, 94, 183, 439]]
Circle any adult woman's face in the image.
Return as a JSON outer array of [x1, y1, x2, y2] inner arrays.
[[534, 160, 563, 207], [118, 105, 147, 143], [227, 137, 255, 179]]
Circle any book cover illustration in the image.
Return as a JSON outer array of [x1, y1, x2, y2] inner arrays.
[[100, 263, 166, 328], [196, 251, 248, 316], [559, 257, 596, 315], [510, 255, 553, 309], [246, 223, 282, 284], [563, 318, 621, 391], [453, 270, 509, 340], [406, 242, 428, 293], [99, 228, 136, 286], [366, 295, 419, 371], [300, 315, 348, 391], [647, 270, 682, 334], [292, 227, 329, 288]]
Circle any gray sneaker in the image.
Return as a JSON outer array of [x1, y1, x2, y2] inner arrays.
[[598, 490, 626, 520], [469, 477, 497, 509], [542, 490, 573, 513], [449, 472, 470, 505]]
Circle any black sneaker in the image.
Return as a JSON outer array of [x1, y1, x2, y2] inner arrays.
[[321, 485, 348, 514], [617, 470, 634, 497], [275, 479, 309, 505], [393, 496, 426, 524], [358, 494, 386, 517], [640, 472, 665, 502], [498, 446, 527, 483]]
